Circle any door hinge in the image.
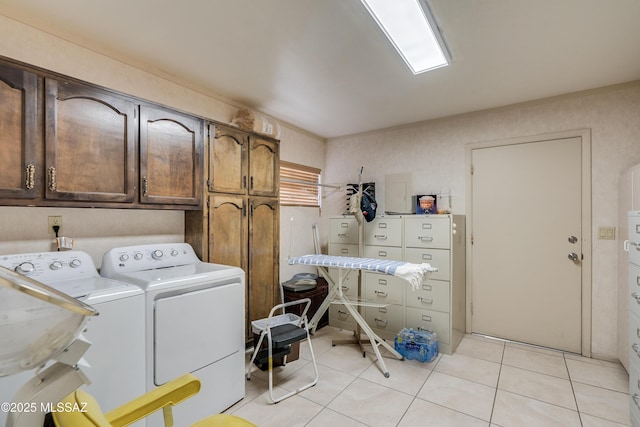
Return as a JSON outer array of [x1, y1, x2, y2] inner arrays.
[[471, 233, 474, 245], [471, 164, 474, 175], [206, 196, 210, 208]]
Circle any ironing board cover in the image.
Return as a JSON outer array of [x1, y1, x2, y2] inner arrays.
[[288, 254, 437, 290]]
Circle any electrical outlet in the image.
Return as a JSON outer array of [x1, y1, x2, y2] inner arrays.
[[48, 216, 62, 234]]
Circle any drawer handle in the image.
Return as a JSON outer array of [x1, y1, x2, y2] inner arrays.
[[374, 317, 388, 326], [341, 223, 349, 228], [637, 327, 640, 339], [419, 236, 434, 242], [337, 309, 349, 317], [341, 285, 350, 292], [378, 250, 387, 257], [417, 326, 433, 333], [419, 297, 434, 305], [341, 248, 349, 254], [421, 224, 433, 229], [421, 315, 432, 322], [374, 290, 388, 297], [378, 279, 388, 286], [633, 292, 640, 304], [378, 307, 387, 313], [637, 276, 640, 287], [374, 234, 388, 240], [421, 254, 433, 260], [338, 233, 350, 237], [422, 284, 432, 291]]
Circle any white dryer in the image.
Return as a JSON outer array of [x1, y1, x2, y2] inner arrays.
[[100, 243, 246, 426], [0, 251, 145, 427]]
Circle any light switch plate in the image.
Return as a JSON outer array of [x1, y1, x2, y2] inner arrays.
[[597, 226, 616, 240]]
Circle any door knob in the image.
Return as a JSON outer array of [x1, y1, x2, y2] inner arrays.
[[568, 252, 579, 262], [568, 236, 578, 244]]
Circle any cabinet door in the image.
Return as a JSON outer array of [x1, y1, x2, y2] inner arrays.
[[140, 106, 202, 206], [209, 125, 248, 194], [248, 197, 279, 335], [0, 64, 37, 199], [248, 137, 278, 197], [208, 194, 247, 269], [45, 79, 136, 202]]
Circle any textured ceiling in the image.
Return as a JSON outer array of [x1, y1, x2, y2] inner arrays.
[[2, 0, 640, 138]]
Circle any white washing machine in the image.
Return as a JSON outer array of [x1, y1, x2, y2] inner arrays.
[[0, 251, 145, 427], [100, 243, 246, 426]]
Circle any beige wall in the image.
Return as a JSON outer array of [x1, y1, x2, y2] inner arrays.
[[323, 83, 640, 360], [0, 14, 326, 270]]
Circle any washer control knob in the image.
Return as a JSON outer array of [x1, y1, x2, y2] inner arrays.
[[170, 250, 179, 257], [119, 254, 129, 262], [152, 250, 163, 260], [50, 261, 63, 270], [69, 259, 82, 268], [134, 253, 143, 260], [16, 262, 35, 275]]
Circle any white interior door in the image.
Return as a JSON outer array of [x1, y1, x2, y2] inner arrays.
[[470, 136, 584, 353]]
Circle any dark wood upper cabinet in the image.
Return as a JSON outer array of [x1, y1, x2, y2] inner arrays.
[[44, 78, 136, 202], [0, 63, 37, 199], [209, 126, 248, 194], [209, 125, 278, 197], [139, 105, 203, 206]]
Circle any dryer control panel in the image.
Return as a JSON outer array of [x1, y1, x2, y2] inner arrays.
[[101, 243, 200, 275]]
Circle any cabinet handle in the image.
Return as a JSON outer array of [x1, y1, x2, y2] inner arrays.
[[419, 236, 434, 242], [632, 343, 640, 358], [337, 309, 349, 317], [422, 284, 432, 291], [637, 327, 640, 339], [419, 297, 434, 305], [378, 251, 387, 257], [422, 254, 433, 261], [378, 279, 388, 286], [25, 164, 35, 190], [374, 290, 388, 297], [421, 315, 432, 322], [338, 233, 350, 237], [632, 292, 640, 304], [374, 234, 388, 240], [243, 175, 247, 189], [47, 167, 57, 191], [341, 285, 350, 292], [250, 176, 254, 189], [374, 317, 388, 326], [378, 307, 387, 313], [142, 177, 148, 196], [341, 248, 349, 254], [417, 326, 433, 333]]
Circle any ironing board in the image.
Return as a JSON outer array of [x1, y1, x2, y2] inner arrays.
[[288, 254, 437, 377]]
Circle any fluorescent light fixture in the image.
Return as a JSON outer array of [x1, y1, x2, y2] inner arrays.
[[361, 0, 450, 74]]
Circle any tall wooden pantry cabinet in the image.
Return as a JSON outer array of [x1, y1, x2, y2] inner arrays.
[[186, 123, 279, 342]]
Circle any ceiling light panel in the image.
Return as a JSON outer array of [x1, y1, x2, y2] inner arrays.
[[361, 0, 449, 74]]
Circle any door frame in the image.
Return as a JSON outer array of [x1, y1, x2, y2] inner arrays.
[[465, 129, 592, 356]]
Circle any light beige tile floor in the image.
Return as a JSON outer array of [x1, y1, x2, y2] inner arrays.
[[227, 327, 631, 426]]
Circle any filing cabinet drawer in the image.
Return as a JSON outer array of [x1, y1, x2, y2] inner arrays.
[[329, 243, 359, 257], [406, 307, 450, 344], [365, 304, 404, 337], [329, 218, 359, 245], [364, 217, 402, 247], [363, 272, 404, 305], [406, 279, 450, 312], [329, 304, 356, 330], [404, 247, 450, 281], [404, 216, 450, 249], [364, 245, 403, 261], [328, 268, 358, 298]]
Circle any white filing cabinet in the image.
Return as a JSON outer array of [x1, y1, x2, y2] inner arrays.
[[363, 214, 466, 354], [328, 216, 360, 330], [628, 211, 640, 424]]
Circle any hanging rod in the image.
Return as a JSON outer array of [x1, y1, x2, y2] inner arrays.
[[281, 177, 342, 189]]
